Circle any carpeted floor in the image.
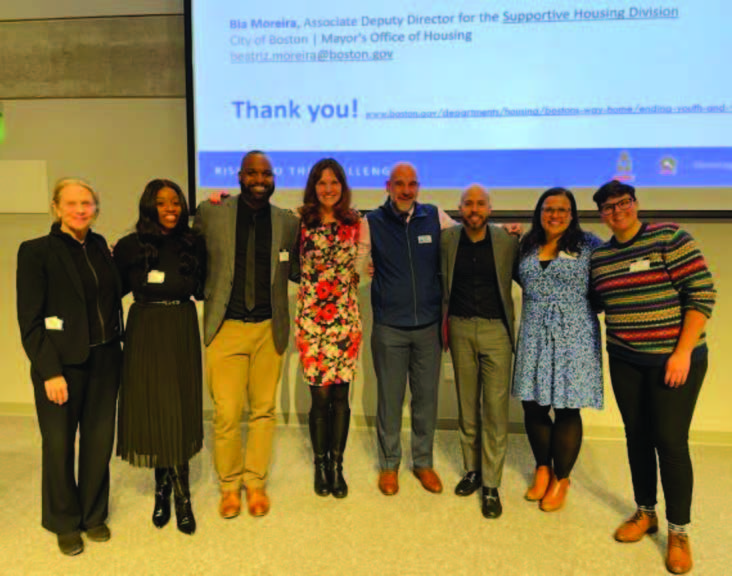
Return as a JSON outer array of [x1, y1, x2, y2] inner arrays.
[[1, 415, 729, 576]]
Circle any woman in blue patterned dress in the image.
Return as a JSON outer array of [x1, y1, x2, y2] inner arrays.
[[512, 187, 603, 511]]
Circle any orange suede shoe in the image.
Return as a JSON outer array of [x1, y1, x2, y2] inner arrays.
[[540, 475, 570, 512], [525, 466, 552, 501]]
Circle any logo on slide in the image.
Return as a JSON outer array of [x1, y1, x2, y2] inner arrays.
[[659, 156, 678, 175], [613, 150, 635, 182]]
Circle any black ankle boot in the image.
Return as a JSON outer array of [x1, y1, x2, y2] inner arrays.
[[329, 408, 350, 498], [309, 413, 331, 497], [170, 464, 196, 535], [152, 467, 172, 528]]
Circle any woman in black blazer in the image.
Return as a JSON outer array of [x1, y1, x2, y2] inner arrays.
[[16, 178, 123, 557]]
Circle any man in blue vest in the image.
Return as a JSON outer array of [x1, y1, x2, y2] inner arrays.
[[360, 162, 456, 495]]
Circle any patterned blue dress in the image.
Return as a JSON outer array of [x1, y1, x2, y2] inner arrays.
[[512, 233, 603, 409]]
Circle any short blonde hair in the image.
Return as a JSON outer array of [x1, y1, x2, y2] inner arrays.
[[51, 178, 100, 220]]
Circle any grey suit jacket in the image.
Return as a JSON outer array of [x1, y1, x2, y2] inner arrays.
[[194, 195, 300, 352], [440, 223, 519, 351]]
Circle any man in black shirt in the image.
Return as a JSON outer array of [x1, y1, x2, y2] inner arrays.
[[440, 184, 518, 519]]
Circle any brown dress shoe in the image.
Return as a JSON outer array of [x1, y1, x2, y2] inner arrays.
[[413, 468, 443, 494], [219, 490, 241, 519], [540, 476, 570, 512], [378, 470, 399, 495], [246, 487, 270, 517], [614, 509, 659, 542], [525, 465, 552, 501], [666, 531, 693, 574]]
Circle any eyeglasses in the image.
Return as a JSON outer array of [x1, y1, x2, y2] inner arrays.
[[542, 207, 571, 216], [600, 197, 634, 215]]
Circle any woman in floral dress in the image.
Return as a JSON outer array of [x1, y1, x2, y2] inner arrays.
[[296, 158, 362, 499]]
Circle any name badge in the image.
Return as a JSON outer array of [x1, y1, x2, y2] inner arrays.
[[45, 316, 64, 331], [418, 235, 432, 244], [558, 250, 578, 260], [279, 250, 290, 262], [147, 270, 166, 284], [629, 259, 651, 272]]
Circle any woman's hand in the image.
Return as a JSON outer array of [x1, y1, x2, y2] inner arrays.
[[665, 350, 691, 388], [44, 376, 69, 405]]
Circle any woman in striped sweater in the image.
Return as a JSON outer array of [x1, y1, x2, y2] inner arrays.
[[590, 180, 715, 575]]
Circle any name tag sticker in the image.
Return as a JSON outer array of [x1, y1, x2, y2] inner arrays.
[[45, 316, 64, 331], [629, 259, 651, 272], [147, 270, 166, 284], [418, 235, 432, 244], [279, 250, 290, 262], [558, 251, 578, 260]]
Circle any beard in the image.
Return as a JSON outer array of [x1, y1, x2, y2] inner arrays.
[[462, 213, 487, 232], [240, 181, 275, 207]]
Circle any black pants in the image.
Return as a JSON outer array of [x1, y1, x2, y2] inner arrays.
[[609, 354, 707, 525], [32, 340, 121, 534]]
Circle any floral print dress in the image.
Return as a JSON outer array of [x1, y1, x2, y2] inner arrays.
[[295, 219, 362, 386]]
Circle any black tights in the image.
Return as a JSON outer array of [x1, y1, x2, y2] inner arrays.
[[310, 383, 350, 419], [522, 401, 583, 480]]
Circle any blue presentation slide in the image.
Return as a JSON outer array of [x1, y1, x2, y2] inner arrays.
[[191, 0, 732, 190]]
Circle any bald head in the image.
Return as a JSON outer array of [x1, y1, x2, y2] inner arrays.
[[459, 183, 492, 233], [460, 184, 491, 207], [386, 162, 420, 213]]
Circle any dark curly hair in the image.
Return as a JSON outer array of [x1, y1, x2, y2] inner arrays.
[[135, 179, 201, 279], [299, 158, 358, 228], [520, 187, 589, 258]]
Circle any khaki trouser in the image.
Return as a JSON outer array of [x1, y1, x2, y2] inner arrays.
[[206, 320, 283, 490]]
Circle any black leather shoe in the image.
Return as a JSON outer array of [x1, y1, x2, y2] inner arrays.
[[481, 487, 503, 519], [57, 531, 83, 556], [85, 523, 111, 542], [455, 471, 482, 496]]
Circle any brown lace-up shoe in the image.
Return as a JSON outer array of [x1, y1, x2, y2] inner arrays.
[[614, 509, 659, 542], [666, 531, 693, 574]]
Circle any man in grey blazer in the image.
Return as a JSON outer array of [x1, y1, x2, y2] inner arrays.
[[441, 184, 518, 519], [194, 151, 299, 519]]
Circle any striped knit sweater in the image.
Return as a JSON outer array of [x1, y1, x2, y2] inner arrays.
[[590, 223, 715, 359]]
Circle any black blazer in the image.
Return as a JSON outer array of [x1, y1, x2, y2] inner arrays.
[[16, 230, 123, 381]]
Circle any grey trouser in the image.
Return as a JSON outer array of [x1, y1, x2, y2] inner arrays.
[[449, 317, 513, 488], [372, 322, 441, 470]]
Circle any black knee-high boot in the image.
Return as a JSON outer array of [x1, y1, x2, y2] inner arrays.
[[152, 467, 172, 528], [170, 464, 196, 535], [309, 412, 331, 496], [329, 407, 350, 498]]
